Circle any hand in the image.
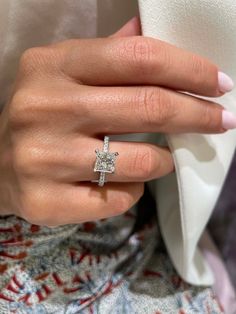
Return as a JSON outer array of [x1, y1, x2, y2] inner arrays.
[[0, 17, 234, 226]]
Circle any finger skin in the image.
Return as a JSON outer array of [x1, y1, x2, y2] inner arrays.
[[59, 182, 144, 226], [14, 83, 224, 136], [50, 139, 174, 183], [62, 36, 221, 97], [21, 180, 144, 227], [67, 85, 224, 135], [2, 19, 231, 226]]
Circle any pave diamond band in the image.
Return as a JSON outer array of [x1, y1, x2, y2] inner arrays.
[[93, 136, 119, 187]]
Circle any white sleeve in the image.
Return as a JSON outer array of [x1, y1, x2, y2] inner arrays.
[[139, 0, 236, 286]]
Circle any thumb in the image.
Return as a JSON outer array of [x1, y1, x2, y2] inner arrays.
[[111, 16, 141, 38]]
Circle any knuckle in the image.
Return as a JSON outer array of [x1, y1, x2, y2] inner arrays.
[[136, 87, 174, 126], [131, 147, 157, 180], [19, 46, 57, 76], [12, 143, 34, 174], [201, 105, 211, 128], [9, 88, 53, 130], [200, 102, 221, 130], [19, 47, 43, 74], [191, 56, 209, 84], [8, 90, 39, 129], [120, 37, 153, 74], [19, 48, 36, 67], [67, 88, 91, 118], [9, 91, 30, 126]]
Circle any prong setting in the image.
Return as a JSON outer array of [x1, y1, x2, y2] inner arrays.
[[94, 151, 118, 173], [93, 137, 118, 186]]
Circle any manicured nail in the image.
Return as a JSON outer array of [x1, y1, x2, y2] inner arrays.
[[222, 110, 236, 130], [218, 72, 234, 93]]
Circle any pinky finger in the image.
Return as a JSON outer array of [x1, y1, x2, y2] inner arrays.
[[41, 182, 144, 227]]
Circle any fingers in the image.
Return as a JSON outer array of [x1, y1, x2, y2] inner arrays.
[[62, 36, 229, 97], [58, 182, 143, 225], [22, 180, 144, 227], [58, 139, 174, 183], [17, 131, 175, 183], [71, 85, 225, 134]]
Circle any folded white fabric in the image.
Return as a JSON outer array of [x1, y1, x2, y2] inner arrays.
[[139, 0, 236, 285]]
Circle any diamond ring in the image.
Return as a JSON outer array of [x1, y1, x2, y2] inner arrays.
[[93, 136, 119, 187]]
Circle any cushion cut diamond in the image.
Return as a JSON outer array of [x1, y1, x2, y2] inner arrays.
[[94, 150, 118, 173]]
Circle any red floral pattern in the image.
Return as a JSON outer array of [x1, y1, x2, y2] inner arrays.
[[0, 206, 224, 313]]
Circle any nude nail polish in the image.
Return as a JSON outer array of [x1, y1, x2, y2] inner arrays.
[[218, 72, 234, 93], [222, 110, 236, 130]]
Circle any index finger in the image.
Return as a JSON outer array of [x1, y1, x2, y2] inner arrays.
[[62, 36, 234, 97]]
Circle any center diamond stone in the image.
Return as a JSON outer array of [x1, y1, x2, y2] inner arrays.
[[94, 150, 118, 173]]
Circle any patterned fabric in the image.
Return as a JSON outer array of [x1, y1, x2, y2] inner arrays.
[[0, 188, 223, 314]]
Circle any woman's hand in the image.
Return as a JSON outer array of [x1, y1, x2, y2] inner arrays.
[[0, 17, 234, 226]]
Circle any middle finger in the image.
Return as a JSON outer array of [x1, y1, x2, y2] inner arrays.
[[76, 85, 226, 135]]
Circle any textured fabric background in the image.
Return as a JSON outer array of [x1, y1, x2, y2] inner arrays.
[[0, 188, 223, 314]]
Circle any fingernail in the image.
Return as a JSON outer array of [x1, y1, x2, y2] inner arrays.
[[218, 72, 234, 93], [222, 110, 236, 130]]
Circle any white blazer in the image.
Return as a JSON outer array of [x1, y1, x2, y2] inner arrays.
[[0, 0, 234, 287], [139, 0, 236, 285]]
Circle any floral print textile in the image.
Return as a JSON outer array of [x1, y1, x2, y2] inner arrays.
[[0, 188, 223, 314]]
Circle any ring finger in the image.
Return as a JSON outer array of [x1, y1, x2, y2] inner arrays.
[[61, 138, 174, 183]]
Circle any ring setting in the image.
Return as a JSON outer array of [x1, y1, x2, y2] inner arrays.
[[93, 136, 119, 187]]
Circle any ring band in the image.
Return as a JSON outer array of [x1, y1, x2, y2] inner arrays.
[[93, 136, 119, 187]]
